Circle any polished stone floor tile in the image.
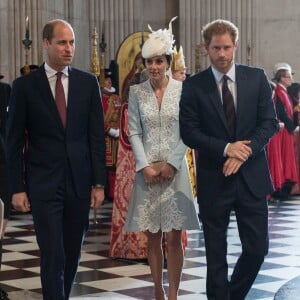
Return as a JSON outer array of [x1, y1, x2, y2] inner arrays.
[[1, 199, 300, 299]]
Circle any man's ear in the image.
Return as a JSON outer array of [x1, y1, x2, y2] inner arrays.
[[43, 39, 49, 49]]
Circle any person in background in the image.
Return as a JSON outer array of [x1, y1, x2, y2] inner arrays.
[[287, 82, 300, 194], [271, 63, 299, 201], [0, 75, 10, 143], [179, 19, 278, 299], [109, 68, 149, 260], [0, 74, 11, 300], [6, 19, 106, 300], [267, 80, 285, 198], [101, 70, 122, 201], [125, 17, 200, 300], [171, 46, 186, 82], [287, 82, 300, 108], [20, 64, 39, 76]]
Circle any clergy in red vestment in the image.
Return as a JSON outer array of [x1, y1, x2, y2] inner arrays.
[[269, 63, 299, 201], [287, 82, 300, 194]]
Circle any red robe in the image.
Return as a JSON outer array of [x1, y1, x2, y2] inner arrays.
[[102, 91, 122, 198], [267, 130, 284, 191], [269, 85, 298, 189]]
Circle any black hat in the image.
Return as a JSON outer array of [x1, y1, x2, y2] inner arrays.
[[0, 74, 4, 80], [20, 64, 39, 76], [104, 68, 112, 78]]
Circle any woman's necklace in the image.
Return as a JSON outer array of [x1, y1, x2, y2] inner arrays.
[[150, 77, 168, 108]]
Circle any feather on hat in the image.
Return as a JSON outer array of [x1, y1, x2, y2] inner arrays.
[[142, 16, 177, 59]]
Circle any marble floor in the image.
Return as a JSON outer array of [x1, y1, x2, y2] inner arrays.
[[1, 198, 300, 300]]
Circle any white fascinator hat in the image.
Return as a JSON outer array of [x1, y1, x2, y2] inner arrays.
[[273, 62, 294, 75], [142, 16, 177, 59]]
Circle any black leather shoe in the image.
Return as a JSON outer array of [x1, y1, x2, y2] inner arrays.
[[0, 288, 9, 300]]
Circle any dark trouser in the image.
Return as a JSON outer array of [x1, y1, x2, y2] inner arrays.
[[200, 174, 269, 300], [31, 169, 90, 300], [0, 159, 10, 220], [0, 240, 2, 267]]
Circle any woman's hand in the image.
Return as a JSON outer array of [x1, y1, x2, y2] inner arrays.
[[142, 166, 160, 184], [160, 163, 176, 182]]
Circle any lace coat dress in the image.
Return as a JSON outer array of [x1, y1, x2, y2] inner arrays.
[[125, 77, 200, 233]]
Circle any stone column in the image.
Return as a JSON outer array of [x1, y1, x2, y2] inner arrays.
[[179, 0, 255, 75]]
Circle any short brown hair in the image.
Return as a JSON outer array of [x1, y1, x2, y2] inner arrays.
[[201, 19, 239, 46], [42, 19, 73, 41]]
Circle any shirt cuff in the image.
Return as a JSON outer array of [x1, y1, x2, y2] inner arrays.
[[92, 184, 105, 189], [224, 143, 230, 157]]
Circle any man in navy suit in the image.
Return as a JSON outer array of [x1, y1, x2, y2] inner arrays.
[[0, 78, 11, 226], [179, 19, 279, 300], [0, 74, 11, 237], [6, 19, 106, 300], [0, 77, 11, 300]]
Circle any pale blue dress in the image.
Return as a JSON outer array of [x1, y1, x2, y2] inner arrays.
[[125, 77, 200, 233]]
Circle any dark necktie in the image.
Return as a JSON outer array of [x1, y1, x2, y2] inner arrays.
[[55, 72, 67, 128], [222, 75, 236, 138]]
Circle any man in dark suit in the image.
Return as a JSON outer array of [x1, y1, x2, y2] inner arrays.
[[0, 76, 11, 300], [6, 19, 106, 300], [0, 77, 11, 228], [0, 76, 10, 139], [179, 19, 279, 300]]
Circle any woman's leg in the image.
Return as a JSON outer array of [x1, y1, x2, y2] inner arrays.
[[146, 230, 166, 300], [165, 230, 183, 300]]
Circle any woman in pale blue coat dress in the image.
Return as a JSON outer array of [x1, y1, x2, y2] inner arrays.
[[125, 17, 200, 300]]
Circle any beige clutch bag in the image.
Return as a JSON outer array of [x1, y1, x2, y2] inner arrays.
[[150, 161, 164, 172]]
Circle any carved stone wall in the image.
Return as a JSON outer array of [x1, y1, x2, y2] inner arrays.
[[179, 0, 255, 74], [179, 0, 300, 80], [1, 0, 300, 83], [0, 0, 166, 83]]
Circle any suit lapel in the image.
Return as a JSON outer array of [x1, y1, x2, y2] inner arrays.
[[235, 65, 247, 135], [67, 67, 78, 124], [34, 65, 65, 131], [205, 68, 229, 133]]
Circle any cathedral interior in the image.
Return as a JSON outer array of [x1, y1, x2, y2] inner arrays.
[[1, 1, 300, 299]]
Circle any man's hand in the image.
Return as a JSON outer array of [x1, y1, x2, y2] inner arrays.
[[90, 187, 105, 209], [226, 140, 252, 162], [1, 219, 8, 239], [12, 192, 30, 212], [279, 122, 285, 130], [223, 157, 243, 177]]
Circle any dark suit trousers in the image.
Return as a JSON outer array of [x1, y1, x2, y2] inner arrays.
[[30, 164, 90, 300], [0, 140, 9, 219], [200, 173, 269, 300]]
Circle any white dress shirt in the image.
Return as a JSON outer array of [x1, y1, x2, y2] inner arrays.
[[44, 63, 69, 106]]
